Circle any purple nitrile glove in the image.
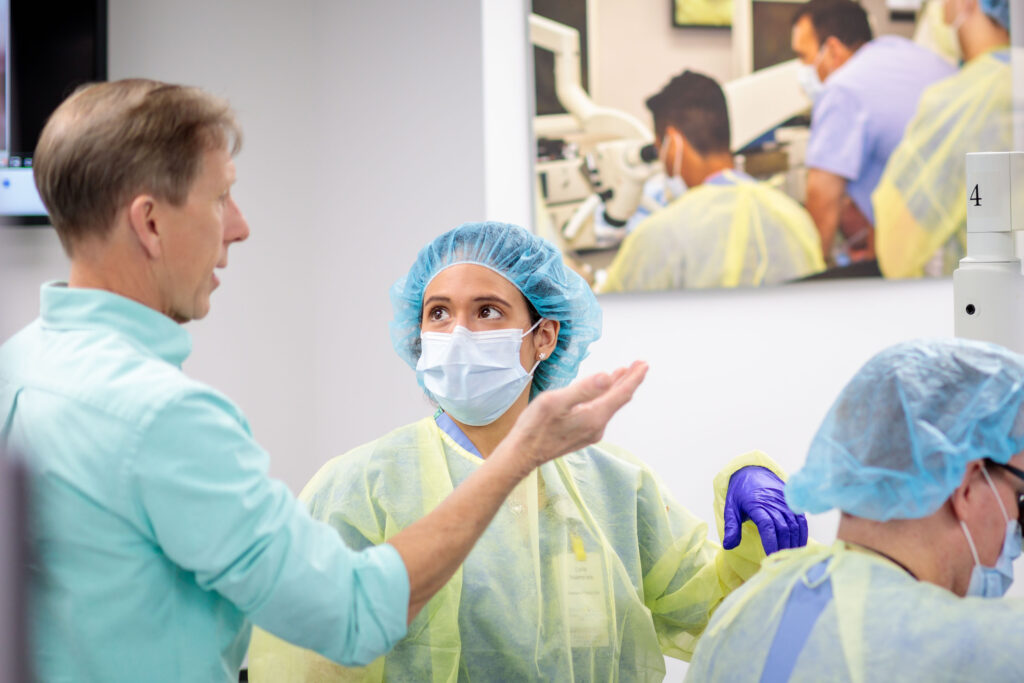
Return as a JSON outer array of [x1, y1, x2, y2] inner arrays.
[[723, 466, 808, 555]]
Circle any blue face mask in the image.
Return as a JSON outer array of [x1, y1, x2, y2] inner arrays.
[[960, 468, 1023, 598], [416, 319, 544, 427]]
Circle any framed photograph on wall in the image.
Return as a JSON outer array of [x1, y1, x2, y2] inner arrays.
[[672, 0, 732, 27]]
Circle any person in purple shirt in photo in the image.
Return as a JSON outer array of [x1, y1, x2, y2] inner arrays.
[[791, 0, 954, 266]]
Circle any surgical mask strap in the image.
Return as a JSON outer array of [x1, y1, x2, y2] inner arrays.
[[522, 317, 544, 339], [982, 467, 1012, 522], [524, 318, 547, 377], [659, 131, 684, 179], [960, 519, 983, 566], [960, 467, 1011, 566], [949, 8, 968, 33]]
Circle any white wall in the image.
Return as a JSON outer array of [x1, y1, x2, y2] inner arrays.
[[587, 278, 951, 540], [591, 0, 733, 124]]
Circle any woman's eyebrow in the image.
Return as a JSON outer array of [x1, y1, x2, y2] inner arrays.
[[423, 295, 452, 307], [472, 295, 512, 307]]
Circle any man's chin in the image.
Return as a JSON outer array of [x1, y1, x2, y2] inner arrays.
[[170, 301, 211, 324]]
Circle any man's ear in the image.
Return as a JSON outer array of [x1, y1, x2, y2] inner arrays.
[[823, 35, 852, 66], [127, 194, 162, 260], [950, 460, 986, 521]]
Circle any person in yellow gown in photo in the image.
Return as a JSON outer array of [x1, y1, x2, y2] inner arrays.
[[600, 71, 824, 293], [873, 0, 1012, 277]]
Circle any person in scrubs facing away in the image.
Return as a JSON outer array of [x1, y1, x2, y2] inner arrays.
[[600, 71, 824, 293], [686, 338, 1024, 682], [0, 80, 647, 682], [873, 0, 1012, 277], [791, 0, 954, 265], [249, 222, 808, 681]]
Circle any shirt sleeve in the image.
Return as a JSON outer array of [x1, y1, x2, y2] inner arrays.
[[805, 85, 870, 182], [130, 388, 409, 667]]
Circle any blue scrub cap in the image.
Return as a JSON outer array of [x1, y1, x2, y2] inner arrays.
[[786, 338, 1024, 521], [390, 221, 602, 397], [980, 0, 1010, 29]]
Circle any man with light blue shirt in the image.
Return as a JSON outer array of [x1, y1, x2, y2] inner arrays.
[[791, 0, 954, 265], [0, 79, 646, 682]]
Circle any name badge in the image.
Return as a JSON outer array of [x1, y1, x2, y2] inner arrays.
[[557, 549, 611, 648]]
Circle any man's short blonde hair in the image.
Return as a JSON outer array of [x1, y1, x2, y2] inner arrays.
[[33, 79, 242, 254]]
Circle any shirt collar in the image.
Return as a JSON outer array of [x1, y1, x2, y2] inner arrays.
[[705, 169, 755, 186], [433, 410, 483, 458], [39, 282, 193, 367]]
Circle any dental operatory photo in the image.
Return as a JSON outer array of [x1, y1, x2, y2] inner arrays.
[[0, 0, 1020, 681]]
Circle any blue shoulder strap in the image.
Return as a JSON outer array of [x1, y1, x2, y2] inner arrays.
[[759, 559, 834, 683]]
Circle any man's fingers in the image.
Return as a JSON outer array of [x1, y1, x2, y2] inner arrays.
[[585, 361, 648, 419], [552, 371, 613, 410]]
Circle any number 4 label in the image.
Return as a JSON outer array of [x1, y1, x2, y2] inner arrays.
[[970, 184, 982, 207], [965, 167, 1009, 231]]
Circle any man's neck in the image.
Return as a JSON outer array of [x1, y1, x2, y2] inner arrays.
[[696, 154, 735, 186], [959, 16, 1009, 62], [67, 238, 165, 316], [836, 514, 957, 590]]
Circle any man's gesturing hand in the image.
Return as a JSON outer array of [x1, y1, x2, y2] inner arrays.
[[504, 361, 648, 474]]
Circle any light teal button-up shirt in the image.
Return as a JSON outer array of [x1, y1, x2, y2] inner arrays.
[[0, 284, 410, 682]]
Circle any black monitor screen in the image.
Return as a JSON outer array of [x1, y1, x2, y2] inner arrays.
[[2, 0, 106, 223], [752, 1, 805, 72]]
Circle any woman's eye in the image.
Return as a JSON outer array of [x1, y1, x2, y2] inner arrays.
[[479, 305, 503, 319], [427, 307, 449, 322]]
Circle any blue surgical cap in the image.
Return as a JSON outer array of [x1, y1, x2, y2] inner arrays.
[[786, 338, 1024, 521], [390, 222, 602, 397], [981, 0, 1010, 29]]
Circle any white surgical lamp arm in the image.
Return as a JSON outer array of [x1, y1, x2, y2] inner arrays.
[[953, 152, 1024, 353], [529, 14, 652, 141], [530, 14, 659, 236]]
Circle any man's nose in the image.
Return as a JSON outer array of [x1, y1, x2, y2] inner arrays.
[[226, 198, 250, 243]]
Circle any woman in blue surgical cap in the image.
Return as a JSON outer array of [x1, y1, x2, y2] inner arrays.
[[249, 222, 806, 681]]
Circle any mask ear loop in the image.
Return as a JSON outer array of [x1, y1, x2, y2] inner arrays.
[[522, 318, 547, 377], [982, 467, 1012, 523], [960, 519, 983, 566], [659, 131, 684, 180], [672, 131, 683, 180], [960, 466, 1011, 568], [520, 317, 545, 338]]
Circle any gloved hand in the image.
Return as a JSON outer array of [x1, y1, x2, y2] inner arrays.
[[723, 466, 808, 555]]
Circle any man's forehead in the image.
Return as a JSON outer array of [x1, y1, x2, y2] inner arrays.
[[201, 146, 235, 179], [792, 15, 817, 44]]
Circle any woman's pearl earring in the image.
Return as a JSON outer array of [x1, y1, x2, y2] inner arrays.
[[538, 353, 546, 360]]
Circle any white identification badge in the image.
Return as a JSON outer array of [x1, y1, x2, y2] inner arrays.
[[557, 546, 610, 648]]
